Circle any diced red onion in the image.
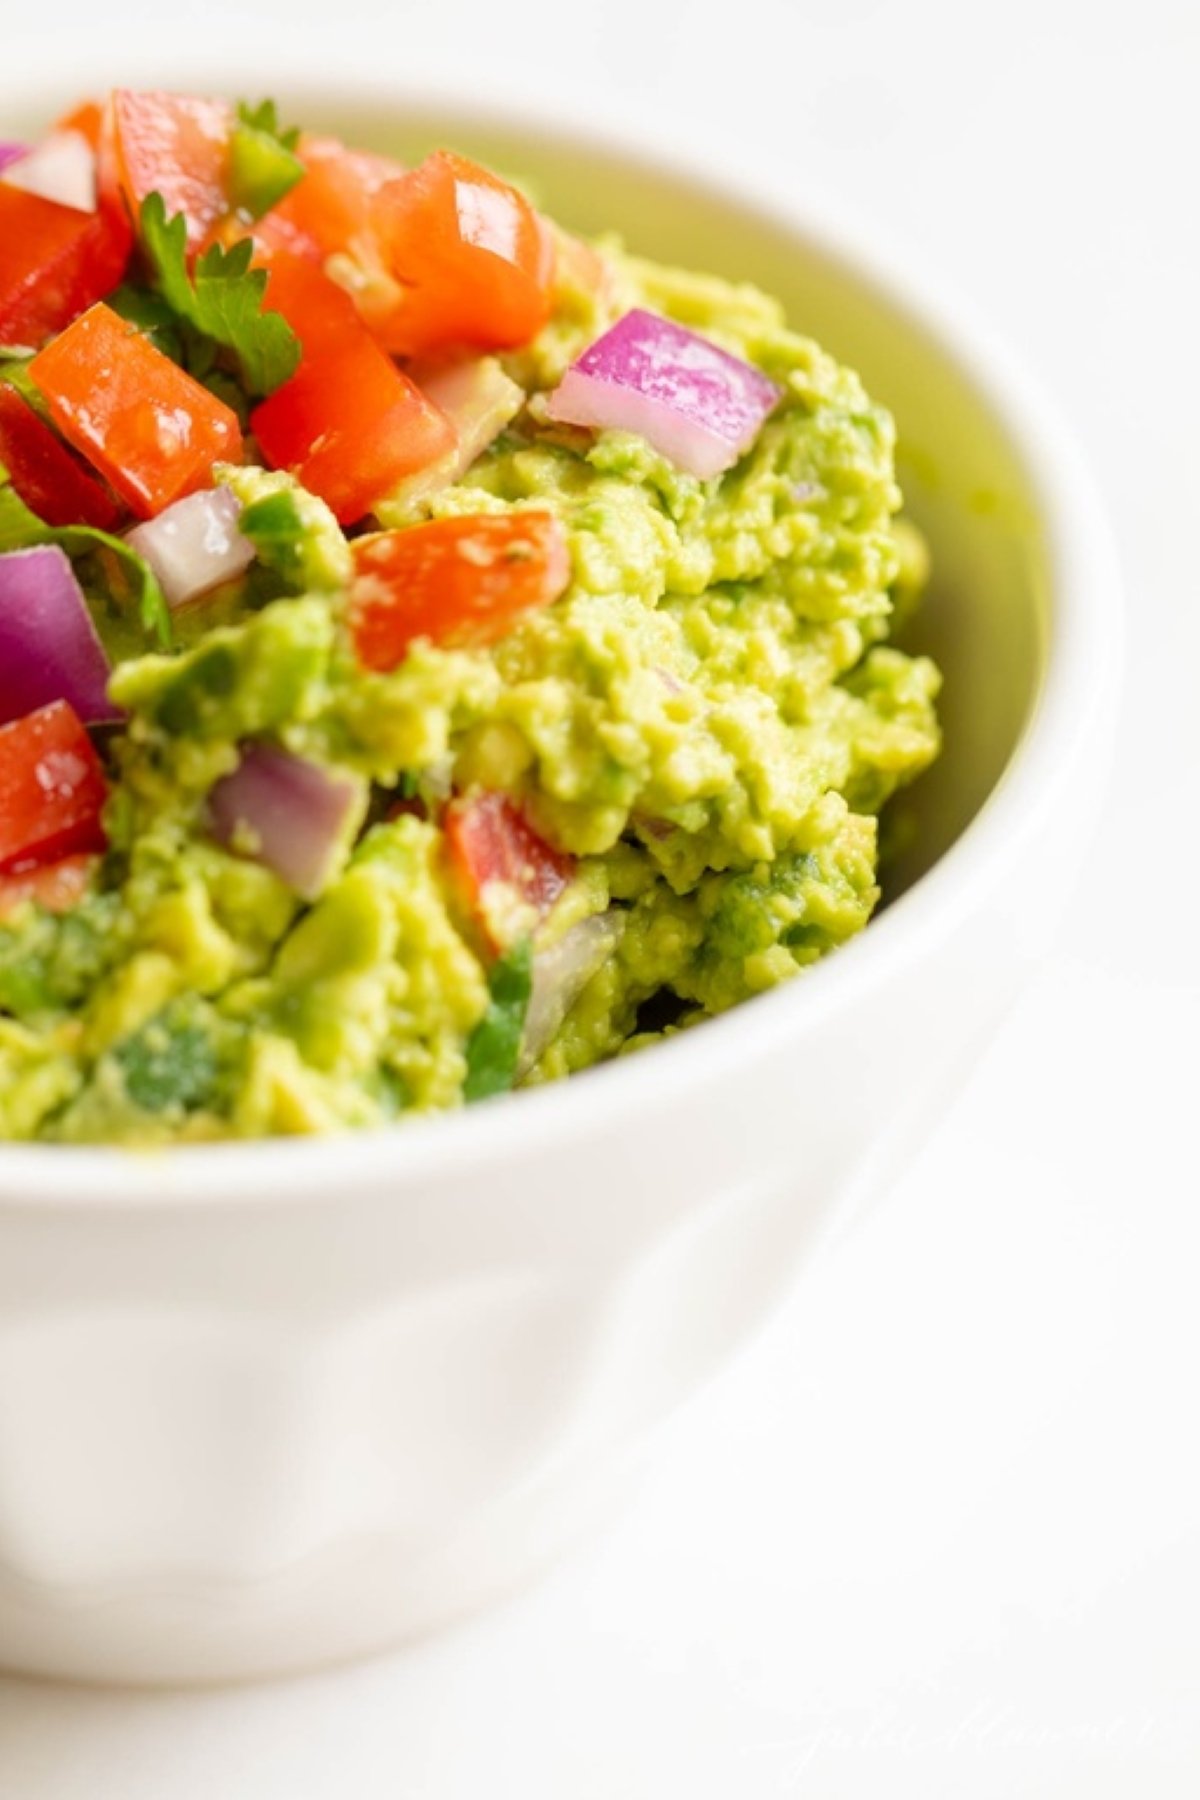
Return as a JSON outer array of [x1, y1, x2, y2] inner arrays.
[[544, 307, 782, 480], [0, 143, 29, 176], [207, 743, 364, 900], [1, 131, 96, 213], [125, 486, 255, 610], [0, 545, 117, 726], [519, 910, 624, 1074]]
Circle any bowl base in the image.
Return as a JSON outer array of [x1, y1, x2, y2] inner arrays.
[[0, 1447, 644, 1688]]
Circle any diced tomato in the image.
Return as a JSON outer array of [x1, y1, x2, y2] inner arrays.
[[350, 512, 570, 669], [0, 851, 96, 918], [0, 184, 131, 349], [99, 89, 231, 250], [204, 203, 321, 265], [29, 302, 242, 519], [55, 100, 104, 152], [445, 791, 573, 949], [0, 700, 107, 873], [368, 151, 555, 356], [0, 384, 120, 530], [198, 131, 406, 273], [250, 330, 453, 526], [237, 134, 410, 338], [260, 252, 365, 358], [270, 131, 406, 260]]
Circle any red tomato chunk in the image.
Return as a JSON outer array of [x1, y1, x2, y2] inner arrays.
[[0, 700, 108, 873], [445, 791, 573, 950], [0, 184, 131, 350], [371, 151, 555, 356], [28, 303, 242, 518], [0, 384, 120, 530], [250, 330, 454, 525], [268, 130, 406, 263], [260, 253, 366, 357], [100, 88, 231, 254], [350, 511, 570, 668]]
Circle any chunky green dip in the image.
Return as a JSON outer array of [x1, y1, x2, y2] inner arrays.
[[0, 229, 940, 1144]]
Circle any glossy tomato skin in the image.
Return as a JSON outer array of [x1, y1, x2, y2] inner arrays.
[[444, 791, 573, 949], [270, 132, 407, 260], [29, 303, 242, 519], [350, 512, 570, 669], [0, 700, 108, 873], [369, 151, 555, 356], [250, 331, 454, 526], [0, 384, 120, 530], [99, 88, 231, 251], [0, 185, 131, 350], [260, 252, 365, 358]]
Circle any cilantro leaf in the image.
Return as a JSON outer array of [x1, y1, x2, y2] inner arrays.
[[0, 470, 171, 647], [106, 283, 186, 364], [138, 193, 301, 398], [109, 285, 253, 426], [463, 938, 534, 1103], [230, 99, 305, 220]]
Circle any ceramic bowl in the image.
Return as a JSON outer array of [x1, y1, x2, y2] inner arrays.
[[0, 69, 1120, 1684]]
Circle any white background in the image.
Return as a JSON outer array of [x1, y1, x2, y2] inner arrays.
[[2, 1, 1198, 1793]]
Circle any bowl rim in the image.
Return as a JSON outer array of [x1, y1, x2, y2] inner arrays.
[[0, 74, 1122, 1207]]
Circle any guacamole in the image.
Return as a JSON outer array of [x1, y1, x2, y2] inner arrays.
[[0, 97, 940, 1143]]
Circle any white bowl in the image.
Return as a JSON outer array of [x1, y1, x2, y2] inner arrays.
[[0, 75, 1120, 1684]]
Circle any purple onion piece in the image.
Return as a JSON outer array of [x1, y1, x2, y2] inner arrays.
[[544, 307, 783, 480], [125, 486, 255, 610], [0, 545, 117, 727], [207, 743, 366, 900], [0, 142, 30, 176]]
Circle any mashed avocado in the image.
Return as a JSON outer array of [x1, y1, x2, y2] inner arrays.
[[0, 229, 940, 1144]]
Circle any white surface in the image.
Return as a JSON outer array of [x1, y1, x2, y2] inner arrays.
[[2, 0, 1197, 1790]]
